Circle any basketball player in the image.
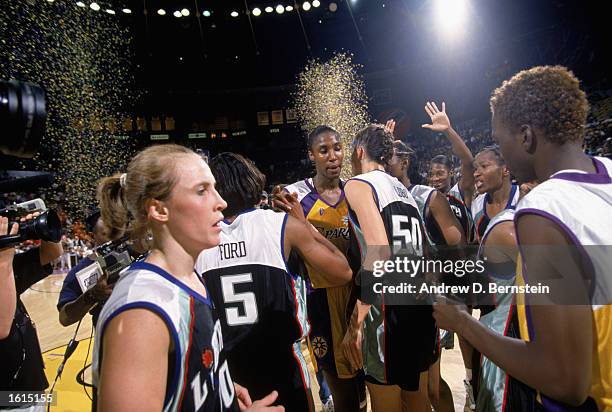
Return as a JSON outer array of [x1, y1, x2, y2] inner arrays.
[[387, 138, 465, 412], [93, 145, 281, 411], [473, 207, 518, 412], [275, 125, 366, 412], [342, 125, 436, 412], [434, 66, 612, 411], [387, 139, 465, 247], [197, 152, 352, 412], [423, 101, 477, 220], [428, 154, 475, 244], [471, 146, 520, 243], [421, 103, 479, 410]]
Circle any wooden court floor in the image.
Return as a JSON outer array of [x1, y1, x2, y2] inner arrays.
[[22, 271, 471, 412]]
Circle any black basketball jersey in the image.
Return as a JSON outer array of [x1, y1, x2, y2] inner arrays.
[[408, 184, 447, 246], [447, 183, 475, 244], [93, 261, 239, 412], [196, 208, 313, 411], [197, 208, 309, 351], [347, 170, 437, 387], [349, 170, 425, 253]]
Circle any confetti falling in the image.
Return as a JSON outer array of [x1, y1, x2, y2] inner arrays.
[[0, 0, 138, 219], [293, 53, 370, 179]]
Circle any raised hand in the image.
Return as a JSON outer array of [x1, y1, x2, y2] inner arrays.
[[384, 119, 396, 137], [422, 101, 451, 133]]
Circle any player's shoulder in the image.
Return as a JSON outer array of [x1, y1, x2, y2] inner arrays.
[[284, 178, 313, 202], [595, 156, 612, 173], [410, 184, 436, 198], [449, 183, 463, 199], [100, 263, 183, 326]]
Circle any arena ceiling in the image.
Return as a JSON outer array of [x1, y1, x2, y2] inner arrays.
[[105, 0, 609, 93]]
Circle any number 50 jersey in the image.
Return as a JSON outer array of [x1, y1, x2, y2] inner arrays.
[[196, 208, 313, 411], [347, 170, 438, 390]]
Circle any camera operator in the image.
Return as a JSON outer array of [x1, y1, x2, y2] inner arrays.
[[0, 217, 19, 340], [57, 211, 113, 327], [0, 212, 63, 394]]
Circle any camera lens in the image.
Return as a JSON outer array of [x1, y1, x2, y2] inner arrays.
[[18, 209, 62, 243], [0, 80, 47, 158]]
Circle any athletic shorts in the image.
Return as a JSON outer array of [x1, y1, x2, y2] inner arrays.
[[362, 304, 437, 390], [364, 372, 422, 391], [227, 340, 312, 412]]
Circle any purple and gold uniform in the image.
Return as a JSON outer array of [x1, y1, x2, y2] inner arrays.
[[284, 178, 355, 379]]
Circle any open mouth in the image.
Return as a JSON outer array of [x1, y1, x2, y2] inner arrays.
[[213, 216, 224, 227]]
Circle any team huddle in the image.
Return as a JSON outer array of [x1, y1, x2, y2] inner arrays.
[[91, 65, 612, 412]]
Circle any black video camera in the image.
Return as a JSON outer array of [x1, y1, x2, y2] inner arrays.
[[0, 79, 47, 159], [0, 198, 62, 249], [74, 236, 140, 292]]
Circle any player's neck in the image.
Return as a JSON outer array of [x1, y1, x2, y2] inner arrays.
[[535, 143, 596, 181], [146, 240, 197, 282], [313, 173, 340, 191], [400, 174, 411, 188], [361, 160, 385, 174], [489, 179, 511, 204]]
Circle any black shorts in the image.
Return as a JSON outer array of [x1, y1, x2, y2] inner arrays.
[[227, 341, 313, 412], [364, 373, 422, 391], [383, 305, 438, 388]]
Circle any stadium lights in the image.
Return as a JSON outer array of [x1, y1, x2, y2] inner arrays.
[[434, 0, 468, 36], [157, 8, 166, 15], [312, 0, 320, 7], [276, 4, 285, 14], [202, 10, 211, 17], [252, 7, 262, 16], [181, 8, 190, 16], [76, 1, 86, 7], [329, 2, 338, 12], [105, 8, 115, 14], [89, 2, 100, 11], [173, 10, 182, 17], [302, 2, 311, 11], [230, 10, 239, 17], [122, 8, 131, 13], [286, 5, 293, 11]]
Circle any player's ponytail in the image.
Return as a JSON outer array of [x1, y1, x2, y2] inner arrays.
[[97, 174, 129, 240]]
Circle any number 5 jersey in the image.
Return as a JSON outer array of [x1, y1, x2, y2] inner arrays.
[[196, 208, 314, 412]]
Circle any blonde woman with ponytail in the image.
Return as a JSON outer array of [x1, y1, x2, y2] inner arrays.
[[92, 144, 283, 412]]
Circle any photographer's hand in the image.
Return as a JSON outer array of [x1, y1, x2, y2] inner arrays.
[[0, 216, 19, 339], [16, 212, 63, 265], [89, 273, 114, 302], [59, 264, 113, 327]]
